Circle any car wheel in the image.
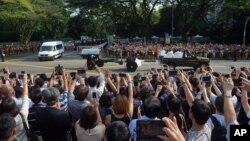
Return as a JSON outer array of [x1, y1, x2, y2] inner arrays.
[[126, 61, 138, 72], [96, 59, 104, 67], [118, 60, 123, 65]]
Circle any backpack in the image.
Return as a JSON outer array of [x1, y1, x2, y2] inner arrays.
[[210, 116, 227, 141]]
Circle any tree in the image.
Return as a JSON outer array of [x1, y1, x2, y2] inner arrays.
[[0, 0, 40, 43], [205, 0, 250, 43], [31, 0, 69, 39], [67, 0, 162, 37], [0, 0, 69, 43]]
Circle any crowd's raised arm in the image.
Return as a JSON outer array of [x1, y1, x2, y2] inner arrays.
[[1, 59, 250, 141]]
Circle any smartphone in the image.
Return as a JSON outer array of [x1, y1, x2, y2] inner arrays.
[[212, 72, 220, 77], [47, 77, 51, 81], [55, 64, 62, 75], [163, 64, 168, 67], [77, 69, 86, 74], [202, 76, 211, 82], [224, 74, 230, 78], [247, 92, 250, 97], [141, 76, 146, 81], [152, 74, 159, 79], [70, 72, 76, 78], [21, 71, 25, 74], [9, 72, 16, 79], [18, 74, 24, 79], [247, 76, 250, 80], [3, 68, 7, 74], [92, 92, 97, 98], [27, 73, 31, 79], [201, 76, 211, 87], [240, 67, 245, 71], [188, 71, 194, 75], [111, 73, 116, 78], [136, 120, 165, 140], [233, 79, 242, 86], [169, 70, 177, 76], [119, 73, 126, 77]]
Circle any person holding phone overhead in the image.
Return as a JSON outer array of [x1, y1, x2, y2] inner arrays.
[[129, 96, 161, 141], [75, 98, 105, 141], [86, 66, 105, 100], [104, 73, 134, 128], [0, 74, 29, 141], [36, 87, 73, 141]]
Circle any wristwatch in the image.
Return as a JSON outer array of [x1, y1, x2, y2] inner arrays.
[[224, 92, 232, 97]]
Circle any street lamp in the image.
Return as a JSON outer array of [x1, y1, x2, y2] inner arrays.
[[171, 5, 174, 37], [243, 16, 250, 47]]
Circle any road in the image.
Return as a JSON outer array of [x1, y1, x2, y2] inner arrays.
[[0, 51, 249, 76]]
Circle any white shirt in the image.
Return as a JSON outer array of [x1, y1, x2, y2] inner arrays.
[[207, 114, 226, 129], [87, 73, 105, 101], [210, 93, 238, 108], [14, 97, 34, 109]]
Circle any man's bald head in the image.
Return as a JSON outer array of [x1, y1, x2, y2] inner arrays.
[[0, 85, 15, 97]]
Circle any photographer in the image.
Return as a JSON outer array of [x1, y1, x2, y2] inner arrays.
[[49, 65, 74, 111], [129, 96, 161, 140], [87, 55, 97, 70], [87, 65, 105, 100]]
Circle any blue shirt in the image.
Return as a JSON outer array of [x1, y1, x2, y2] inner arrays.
[[68, 100, 90, 123], [59, 91, 74, 111]]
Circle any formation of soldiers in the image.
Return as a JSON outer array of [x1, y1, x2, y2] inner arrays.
[[0, 42, 39, 56]]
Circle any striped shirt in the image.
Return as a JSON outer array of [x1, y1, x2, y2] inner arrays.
[[185, 124, 211, 141], [59, 91, 75, 111]]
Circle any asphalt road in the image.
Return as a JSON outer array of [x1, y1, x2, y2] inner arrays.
[[0, 51, 249, 76]]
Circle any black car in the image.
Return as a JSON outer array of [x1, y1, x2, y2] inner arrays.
[[160, 50, 210, 70]]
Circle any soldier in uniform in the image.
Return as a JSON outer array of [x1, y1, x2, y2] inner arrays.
[[0, 50, 5, 62]]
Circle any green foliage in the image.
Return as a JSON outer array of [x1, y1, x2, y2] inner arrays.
[[204, 0, 250, 43], [67, 0, 162, 37], [0, 0, 68, 43], [0, 0, 250, 44], [0, 0, 38, 43]]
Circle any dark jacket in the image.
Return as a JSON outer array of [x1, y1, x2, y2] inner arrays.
[[36, 107, 73, 141]]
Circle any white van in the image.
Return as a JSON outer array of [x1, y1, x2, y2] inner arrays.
[[38, 41, 64, 61]]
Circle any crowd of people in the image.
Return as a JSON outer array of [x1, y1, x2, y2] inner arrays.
[[105, 42, 250, 60], [0, 42, 39, 56], [0, 41, 250, 61], [0, 61, 250, 141]]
